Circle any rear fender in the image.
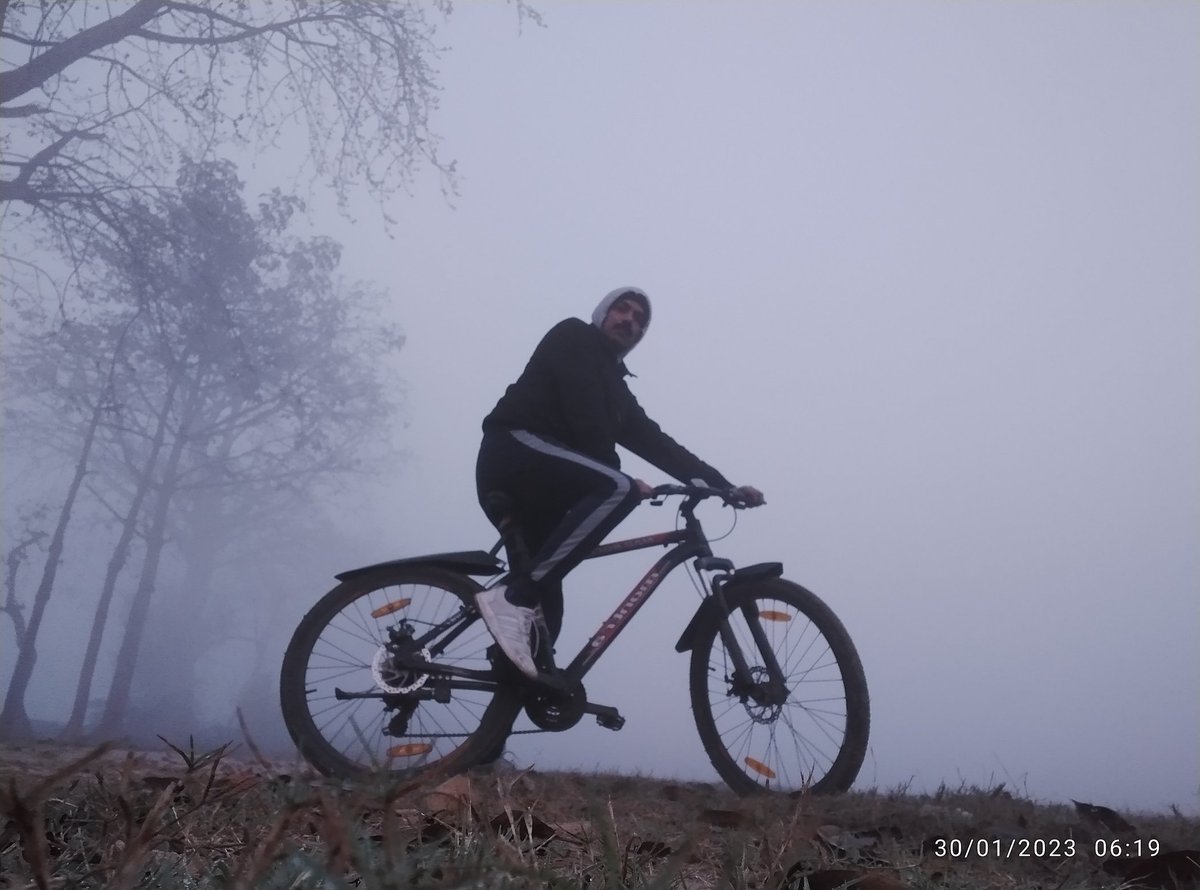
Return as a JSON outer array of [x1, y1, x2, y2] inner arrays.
[[335, 550, 504, 583], [674, 562, 784, 653]]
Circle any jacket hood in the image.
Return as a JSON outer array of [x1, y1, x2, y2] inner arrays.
[[591, 287, 651, 357]]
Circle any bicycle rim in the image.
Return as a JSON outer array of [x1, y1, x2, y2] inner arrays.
[[690, 579, 869, 794], [280, 566, 520, 779]]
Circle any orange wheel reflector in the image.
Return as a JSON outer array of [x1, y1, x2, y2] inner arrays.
[[744, 757, 777, 779], [759, 609, 791, 622], [387, 743, 433, 758], [371, 598, 412, 618]]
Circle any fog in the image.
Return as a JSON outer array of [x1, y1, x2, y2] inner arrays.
[[3, 2, 1196, 814]]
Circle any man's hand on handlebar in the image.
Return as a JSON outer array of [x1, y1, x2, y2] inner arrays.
[[731, 485, 766, 507], [642, 481, 766, 508]]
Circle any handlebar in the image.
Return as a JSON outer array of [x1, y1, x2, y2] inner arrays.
[[645, 483, 757, 509]]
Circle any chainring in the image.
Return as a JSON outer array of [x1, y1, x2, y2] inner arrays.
[[524, 683, 587, 731]]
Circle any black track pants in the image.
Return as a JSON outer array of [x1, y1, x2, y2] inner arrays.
[[475, 429, 642, 628]]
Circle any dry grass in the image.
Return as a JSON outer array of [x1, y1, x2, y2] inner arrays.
[[0, 740, 1196, 889]]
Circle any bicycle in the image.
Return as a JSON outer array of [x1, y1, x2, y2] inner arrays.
[[279, 484, 870, 794]]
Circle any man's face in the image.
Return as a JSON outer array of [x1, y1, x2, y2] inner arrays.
[[600, 297, 648, 350]]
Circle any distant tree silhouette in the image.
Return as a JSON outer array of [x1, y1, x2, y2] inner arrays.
[[1, 159, 404, 740], [0, 315, 141, 738]]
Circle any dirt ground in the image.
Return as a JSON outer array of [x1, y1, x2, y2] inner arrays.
[[0, 737, 298, 793]]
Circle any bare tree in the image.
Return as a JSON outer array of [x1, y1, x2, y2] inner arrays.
[[2, 158, 404, 738], [0, 313, 140, 737], [59, 370, 180, 740], [1, 0, 463, 228]]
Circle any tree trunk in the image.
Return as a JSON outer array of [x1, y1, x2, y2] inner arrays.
[[93, 379, 195, 738], [0, 311, 138, 740], [61, 376, 179, 740], [2, 531, 46, 644], [132, 412, 243, 733], [0, 394, 106, 739]]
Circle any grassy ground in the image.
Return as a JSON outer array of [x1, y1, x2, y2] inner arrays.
[[0, 740, 1196, 889]]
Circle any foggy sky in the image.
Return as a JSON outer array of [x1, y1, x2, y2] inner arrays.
[[307, 1, 1198, 813], [6, 1, 1197, 813]]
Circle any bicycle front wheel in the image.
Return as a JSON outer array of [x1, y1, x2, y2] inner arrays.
[[689, 578, 869, 795], [280, 565, 522, 780]]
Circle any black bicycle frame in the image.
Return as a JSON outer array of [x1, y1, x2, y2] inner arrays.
[[563, 527, 709, 682], [383, 498, 722, 695]]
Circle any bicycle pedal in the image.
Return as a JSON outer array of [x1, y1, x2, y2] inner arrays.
[[586, 703, 625, 731], [596, 712, 625, 732]]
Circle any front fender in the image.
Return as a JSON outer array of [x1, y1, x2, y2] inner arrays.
[[335, 550, 503, 583], [675, 596, 723, 653], [674, 562, 785, 653]]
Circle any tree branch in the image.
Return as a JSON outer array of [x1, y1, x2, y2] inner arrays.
[[0, 124, 110, 203], [0, 0, 166, 105], [0, 30, 56, 48], [0, 103, 46, 117], [132, 7, 337, 47]]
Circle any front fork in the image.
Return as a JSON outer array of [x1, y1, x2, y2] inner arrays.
[[706, 569, 789, 707]]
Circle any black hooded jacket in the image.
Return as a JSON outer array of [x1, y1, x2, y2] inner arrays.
[[482, 316, 731, 488]]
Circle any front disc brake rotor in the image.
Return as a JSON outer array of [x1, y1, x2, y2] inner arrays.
[[744, 666, 783, 724]]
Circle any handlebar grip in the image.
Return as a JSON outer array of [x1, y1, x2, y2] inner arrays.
[[647, 483, 751, 508]]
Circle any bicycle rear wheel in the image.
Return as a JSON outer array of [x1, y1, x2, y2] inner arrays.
[[280, 565, 522, 780], [689, 578, 869, 794]]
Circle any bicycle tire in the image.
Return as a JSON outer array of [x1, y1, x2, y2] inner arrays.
[[688, 577, 869, 795], [280, 565, 522, 780]]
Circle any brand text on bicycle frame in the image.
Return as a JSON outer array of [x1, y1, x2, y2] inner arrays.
[[587, 563, 667, 653]]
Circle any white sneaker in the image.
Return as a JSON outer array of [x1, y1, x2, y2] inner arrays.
[[475, 586, 538, 679]]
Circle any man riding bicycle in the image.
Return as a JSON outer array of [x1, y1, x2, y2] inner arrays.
[[475, 287, 764, 678]]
